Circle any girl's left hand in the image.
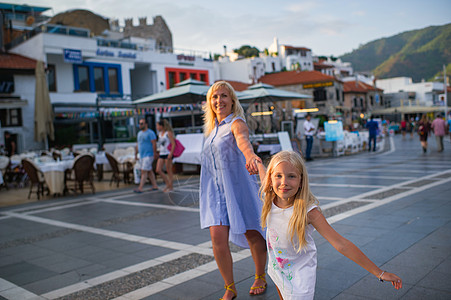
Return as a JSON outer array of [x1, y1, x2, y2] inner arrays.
[[381, 272, 403, 290], [168, 153, 173, 160]]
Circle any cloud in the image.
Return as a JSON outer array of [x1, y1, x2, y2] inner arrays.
[[284, 1, 319, 13], [352, 10, 366, 16]]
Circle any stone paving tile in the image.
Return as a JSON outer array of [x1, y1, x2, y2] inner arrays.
[[336, 275, 410, 299], [401, 179, 439, 188], [400, 286, 451, 300], [55, 253, 214, 300], [362, 188, 410, 200], [311, 186, 376, 198], [322, 201, 370, 218]]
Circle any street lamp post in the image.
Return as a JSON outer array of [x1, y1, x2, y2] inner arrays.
[[444, 65, 448, 120]]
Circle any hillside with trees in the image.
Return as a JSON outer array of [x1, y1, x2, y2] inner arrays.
[[340, 23, 451, 82]]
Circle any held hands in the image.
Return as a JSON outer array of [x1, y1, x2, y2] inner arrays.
[[380, 271, 403, 290], [245, 154, 262, 175]]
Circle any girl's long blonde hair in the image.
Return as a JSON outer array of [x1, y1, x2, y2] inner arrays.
[[158, 119, 173, 134], [260, 151, 319, 253], [202, 81, 245, 136]]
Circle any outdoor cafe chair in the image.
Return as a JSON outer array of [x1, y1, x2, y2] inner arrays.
[[21, 158, 48, 200], [65, 153, 95, 194], [0, 155, 10, 190], [105, 152, 133, 187]]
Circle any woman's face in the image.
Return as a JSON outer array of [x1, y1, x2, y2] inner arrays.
[[210, 86, 233, 122], [156, 123, 163, 131]]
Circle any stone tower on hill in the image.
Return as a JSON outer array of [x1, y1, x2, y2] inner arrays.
[[123, 16, 173, 52]]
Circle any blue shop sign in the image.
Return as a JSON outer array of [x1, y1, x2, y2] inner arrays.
[[324, 121, 344, 141], [63, 49, 82, 63]]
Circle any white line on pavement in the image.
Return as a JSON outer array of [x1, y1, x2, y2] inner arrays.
[[0, 278, 44, 300]]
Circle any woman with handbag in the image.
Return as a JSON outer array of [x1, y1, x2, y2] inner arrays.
[[156, 119, 175, 192], [417, 114, 431, 153]]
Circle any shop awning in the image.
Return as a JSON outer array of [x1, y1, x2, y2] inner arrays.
[[371, 106, 445, 115]]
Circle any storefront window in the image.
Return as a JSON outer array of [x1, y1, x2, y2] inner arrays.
[[78, 66, 90, 91], [0, 108, 22, 127], [94, 67, 105, 92], [47, 64, 57, 92], [74, 63, 122, 96], [168, 72, 176, 88], [108, 68, 119, 93]]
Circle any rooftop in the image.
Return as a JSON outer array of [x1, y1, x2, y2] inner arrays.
[[259, 70, 337, 86], [0, 53, 36, 70]]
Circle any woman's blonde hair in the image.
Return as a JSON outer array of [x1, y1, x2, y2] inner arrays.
[[260, 150, 319, 253], [202, 81, 245, 136], [420, 114, 429, 123], [158, 119, 173, 133]]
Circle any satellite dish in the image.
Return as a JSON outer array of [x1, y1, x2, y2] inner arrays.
[[26, 16, 35, 26]]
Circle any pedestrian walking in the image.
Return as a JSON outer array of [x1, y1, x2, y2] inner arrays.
[[417, 115, 431, 153], [431, 114, 447, 152], [408, 117, 415, 139], [134, 119, 158, 193], [156, 119, 175, 192], [3, 131, 16, 156], [401, 118, 407, 139], [200, 81, 267, 299], [366, 116, 378, 151], [256, 151, 403, 300], [448, 118, 451, 142], [303, 114, 315, 161]]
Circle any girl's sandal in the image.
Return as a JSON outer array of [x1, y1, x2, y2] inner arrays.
[[219, 282, 237, 300], [249, 273, 267, 295]]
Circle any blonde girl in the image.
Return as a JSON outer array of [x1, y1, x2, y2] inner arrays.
[[156, 119, 175, 192], [257, 151, 402, 300]]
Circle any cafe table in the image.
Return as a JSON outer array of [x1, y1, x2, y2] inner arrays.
[[37, 160, 74, 195], [95, 152, 135, 181]]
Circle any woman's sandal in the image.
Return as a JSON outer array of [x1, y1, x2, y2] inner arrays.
[[249, 273, 267, 295], [219, 282, 237, 300]]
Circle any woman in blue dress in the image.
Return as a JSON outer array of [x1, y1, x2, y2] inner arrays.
[[200, 81, 267, 299]]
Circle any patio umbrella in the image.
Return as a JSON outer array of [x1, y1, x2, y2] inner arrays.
[[133, 78, 209, 105], [133, 79, 248, 129], [238, 83, 311, 132], [134, 78, 248, 105], [34, 60, 54, 146], [239, 83, 311, 103]]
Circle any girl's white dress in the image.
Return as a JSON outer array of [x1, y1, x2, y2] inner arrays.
[[267, 203, 318, 300]]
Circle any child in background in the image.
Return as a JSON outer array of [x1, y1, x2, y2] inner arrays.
[[256, 151, 402, 299]]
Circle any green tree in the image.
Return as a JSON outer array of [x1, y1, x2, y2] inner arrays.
[[233, 45, 260, 58]]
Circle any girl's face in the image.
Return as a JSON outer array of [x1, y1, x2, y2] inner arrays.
[[156, 123, 163, 131], [210, 86, 233, 122], [271, 161, 301, 208]]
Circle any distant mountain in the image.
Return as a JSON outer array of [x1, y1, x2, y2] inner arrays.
[[339, 23, 451, 82]]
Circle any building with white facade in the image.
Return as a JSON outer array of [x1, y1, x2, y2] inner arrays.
[[268, 37, 314, 71], [7, 9, 215, 149], [376, 77, 447, 107]]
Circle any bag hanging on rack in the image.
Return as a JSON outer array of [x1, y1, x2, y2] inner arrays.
[[167, 139, 185, 158]]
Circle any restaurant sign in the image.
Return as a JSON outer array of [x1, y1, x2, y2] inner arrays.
[[96, 49, 137, 59], [63, 49, 83, 64], [303, 81, 333, 89]]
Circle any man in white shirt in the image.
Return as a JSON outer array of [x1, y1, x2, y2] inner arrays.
[[303, 114, 315, 161]]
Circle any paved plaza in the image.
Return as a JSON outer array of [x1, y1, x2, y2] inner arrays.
[[1, 134, 450, 299]]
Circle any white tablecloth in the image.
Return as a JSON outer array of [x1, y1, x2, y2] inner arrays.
[[257, 144, 281, 155], [37, 160, 74, 195]]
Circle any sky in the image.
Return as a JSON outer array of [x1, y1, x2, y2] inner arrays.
[[25, 0, 451, 57]]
